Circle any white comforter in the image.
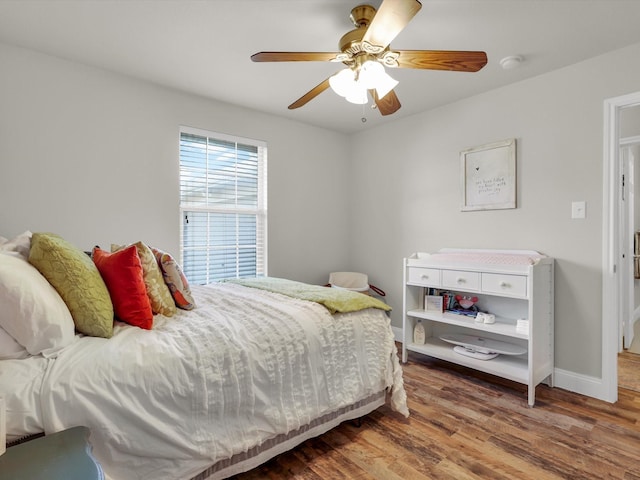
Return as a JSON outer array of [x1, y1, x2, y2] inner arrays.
[[4, 282, 407, 480]]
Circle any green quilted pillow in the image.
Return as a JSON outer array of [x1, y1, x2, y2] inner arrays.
[[28, 233, 114, 338]]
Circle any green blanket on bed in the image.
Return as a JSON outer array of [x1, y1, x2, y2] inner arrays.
[[227, 277, 391, 314]]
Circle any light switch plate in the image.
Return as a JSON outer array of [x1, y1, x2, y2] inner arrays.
[[572, 201, 586, 219]]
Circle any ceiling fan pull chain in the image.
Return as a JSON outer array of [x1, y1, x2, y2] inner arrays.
[[361, 102, 367, 123]]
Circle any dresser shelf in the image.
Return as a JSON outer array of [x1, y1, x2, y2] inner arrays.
[[407, 336, 529, 383], [402, 248, 554, 406], [406, 308, 529, 340]]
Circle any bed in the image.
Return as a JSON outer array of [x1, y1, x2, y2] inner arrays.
[[0, 232, 408, 480]]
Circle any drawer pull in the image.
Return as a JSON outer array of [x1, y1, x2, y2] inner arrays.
[[500, 281, 510, 288], [421, 274, 429, 280], [456, 277, 465, 284]]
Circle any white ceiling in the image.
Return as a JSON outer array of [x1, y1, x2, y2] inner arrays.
[[1, 0, 640, 134]]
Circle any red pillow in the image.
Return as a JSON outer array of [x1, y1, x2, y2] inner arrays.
[[93, 245, 154, 330]]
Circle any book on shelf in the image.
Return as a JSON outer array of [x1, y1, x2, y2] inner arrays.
[[442, 291, 455, 310]]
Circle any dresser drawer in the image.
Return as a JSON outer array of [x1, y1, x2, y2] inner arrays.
[[407, 267, 441, 286], [441, 269, 480, 291], [482, 273, 528, 297]]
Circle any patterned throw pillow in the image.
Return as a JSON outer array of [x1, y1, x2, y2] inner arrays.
[[93, 246, 154, 330], [28, 233, 114, 338], [111, 242, 176, 317], [150, 247, 196, 310]]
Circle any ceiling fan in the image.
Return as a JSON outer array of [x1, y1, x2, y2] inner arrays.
[[251, 0, 487, 116]]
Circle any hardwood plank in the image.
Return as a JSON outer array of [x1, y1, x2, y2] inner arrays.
[[231, 351, 640, 479], [618, 351, 640, 393]]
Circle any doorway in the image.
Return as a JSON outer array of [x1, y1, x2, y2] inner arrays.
[[603, 92, 640, 403], [619, 137, 640, 393], [620, 139, 640, 350]]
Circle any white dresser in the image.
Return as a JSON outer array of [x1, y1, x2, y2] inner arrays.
[[402, 248, 554, 406]]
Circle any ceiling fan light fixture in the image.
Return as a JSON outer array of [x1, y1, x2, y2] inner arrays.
[[358, 60, 385, 89], [359, 61, 399, 99], [374, 72, 399, 100], [329, 67, 369, 104], [329, 68, 358, 97], [345, 86, 369, 104], [330, 61, 399, 104]]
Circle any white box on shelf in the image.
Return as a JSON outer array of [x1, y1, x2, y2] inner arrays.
[[516, 318, 530, 333], [425, 295, 443, 312]]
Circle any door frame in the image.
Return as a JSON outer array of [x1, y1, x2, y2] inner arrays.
[[603, 91, 640, 403]]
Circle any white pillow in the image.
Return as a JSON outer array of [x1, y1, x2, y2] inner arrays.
[[0, 326, 29, 360], [0, 230, 32, 260], [0, 254, 75, 357]]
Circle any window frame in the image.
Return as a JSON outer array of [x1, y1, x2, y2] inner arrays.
[[178, 126, 268, 284]]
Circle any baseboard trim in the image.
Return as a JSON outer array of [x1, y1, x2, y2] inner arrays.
[[552, 368, 611, 402]]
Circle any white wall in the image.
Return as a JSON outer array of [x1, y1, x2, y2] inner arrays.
[[621, 105, 640, 138], [348, 42, 640, 380], [0, 42, 351, 286], [5, 35, 640, 391]]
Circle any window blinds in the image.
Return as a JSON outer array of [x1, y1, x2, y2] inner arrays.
[[179, 128, 267, 284]]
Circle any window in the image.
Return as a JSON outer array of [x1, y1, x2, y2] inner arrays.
[[179, 127, 267, 284]]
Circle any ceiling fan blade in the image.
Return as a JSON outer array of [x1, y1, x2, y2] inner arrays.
[[395, 50, 488, 72], [362, 0, 422, 50], [370, 89, 401, 116], [251, 52, 339, 62], [288, 78, 332, 110]]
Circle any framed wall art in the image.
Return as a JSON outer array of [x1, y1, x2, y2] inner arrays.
[[460, 138, 516, 211]]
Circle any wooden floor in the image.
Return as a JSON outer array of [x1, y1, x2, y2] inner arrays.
[[619, 350, 640, 393], [233, 351, 640, 480]]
